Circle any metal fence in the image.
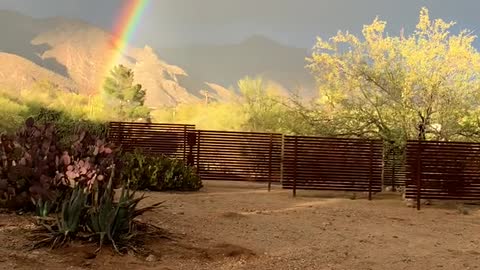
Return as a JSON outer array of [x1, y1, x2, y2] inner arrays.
[[107, 122, 195, 159], [282, 136, 383, 199], [193, 130, 283, 188], [405, 140, 480, 209], [113, 122, 480, 205]]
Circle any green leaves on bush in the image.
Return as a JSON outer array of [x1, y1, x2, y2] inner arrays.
[[33, 169, 163, 253], [120, 149, 202, 192]]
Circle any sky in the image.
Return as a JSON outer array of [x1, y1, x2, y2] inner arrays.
[[1, 0, 480, 48]]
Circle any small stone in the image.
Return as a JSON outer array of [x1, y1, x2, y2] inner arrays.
[[82, 252, 96, 260], [146, 254, 158, 262]]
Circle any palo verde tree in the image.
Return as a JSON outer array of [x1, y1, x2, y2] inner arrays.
[[238, 76, 298, 133], [306, 7, 480, 145], [103, 64, 150, 121]]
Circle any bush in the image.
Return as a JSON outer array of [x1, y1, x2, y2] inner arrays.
[[1, 117, 163, 253], [119, 149, 202, 192], [0, 117, 116, 211]]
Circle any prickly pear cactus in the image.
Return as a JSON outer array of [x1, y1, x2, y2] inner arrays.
[[0, 117, 116, 210]]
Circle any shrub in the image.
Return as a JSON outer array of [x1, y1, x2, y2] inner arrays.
[[0, 117, 116, 211], [120, 149, 202, 192], [1, 118, 163, 253]]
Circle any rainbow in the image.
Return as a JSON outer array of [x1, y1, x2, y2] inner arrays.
[[98, 0, 150, 92]]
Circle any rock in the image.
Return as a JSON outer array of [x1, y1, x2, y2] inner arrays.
[[82, 252, 96, 260], [146, 254, 158, 262]]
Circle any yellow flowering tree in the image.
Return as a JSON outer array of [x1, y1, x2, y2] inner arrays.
[[306, 7, 480, 143]]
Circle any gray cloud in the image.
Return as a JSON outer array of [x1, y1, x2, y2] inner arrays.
[[1, 0, 480, 48]]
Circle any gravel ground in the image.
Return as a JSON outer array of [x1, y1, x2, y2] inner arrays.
[[0, 181, 479, 270]]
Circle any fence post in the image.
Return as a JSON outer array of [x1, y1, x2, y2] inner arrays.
[[196, 131, 201, 177], [280, 135, 285, 184], [187, 131, 196, 166], [392, 147, 396, 192], [183, 126, 187, 163], [369, 140, 373, 201], [416, 140, 422, 210], [381, 140, 385, 190], [268, 134, 273, 192], [293, 136, 298, 197]]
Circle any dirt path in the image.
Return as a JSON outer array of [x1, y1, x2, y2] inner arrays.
[[1, 181, 479, 270]]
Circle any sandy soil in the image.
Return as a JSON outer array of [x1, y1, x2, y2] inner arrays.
[[0, 181, 479, 270]]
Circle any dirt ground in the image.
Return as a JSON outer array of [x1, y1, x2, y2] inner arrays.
[[0, 181, 479, 270]]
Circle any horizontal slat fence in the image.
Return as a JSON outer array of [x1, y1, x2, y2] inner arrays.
[[405, 140, 480, 209], [108, 122, 195, 159], [282, 136, 383, 198], [195, 130, 282, 186]]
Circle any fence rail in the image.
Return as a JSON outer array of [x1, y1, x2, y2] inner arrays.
[[282, 136, 383, 198], [405, 140, 480, 209]]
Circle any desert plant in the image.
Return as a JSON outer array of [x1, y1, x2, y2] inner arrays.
[[33, 167, 163, 253], [31, 197, 54, 218], [87, 178, 163, 253], [34, 184, 89, 249], [120, 149, 202, 191], [0, 117, 117, 211]]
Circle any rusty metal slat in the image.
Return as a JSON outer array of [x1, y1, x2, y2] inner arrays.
[[199, 130, 282, 137], [109, 121, 194, 127], [282, 181, 382, 187], [283, 161, 382, 169], [282, 186, 382, 192], [198, 148, 282, 154], [282, 170, 382, 178], [283, 150, 383, 156], [284, 143, 383, 150], [285, 135, 382, 142]]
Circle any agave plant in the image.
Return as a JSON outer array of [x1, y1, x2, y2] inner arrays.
[[33, 184, 88, 249], [31, 197, 54, 218], [87, 166, 163, 253]]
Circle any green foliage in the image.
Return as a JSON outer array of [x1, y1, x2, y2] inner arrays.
[[306, 7, 480, 144], [34, 172, 163, 253], [152, 101, 247, 131], [57, 185, 88, 238], [0, 95, 29, 133], [31, 197, 55, 218], [120, 149, 202, 192], [103, 65, 150, 121], [86, 168, 163, 253], [239, 77, 287, 132]]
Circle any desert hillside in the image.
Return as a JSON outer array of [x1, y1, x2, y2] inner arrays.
[[0, 10, 315, 106]]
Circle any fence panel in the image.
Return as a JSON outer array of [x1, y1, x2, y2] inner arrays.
[[282, 136, 383, 197], [195, 130, 283, 184], [108, 122, 195, 159], [405, 141, 480, 206]]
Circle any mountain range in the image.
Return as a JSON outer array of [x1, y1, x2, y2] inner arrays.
[[0, 10, 315, 106]]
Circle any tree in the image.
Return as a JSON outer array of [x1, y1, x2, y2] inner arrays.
[[306, 7, 480, 144], [238, 77, 291, 133], [103, 65, 150, 121]]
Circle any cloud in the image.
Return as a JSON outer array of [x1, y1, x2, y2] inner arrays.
[[1, 0, 480, 48]]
